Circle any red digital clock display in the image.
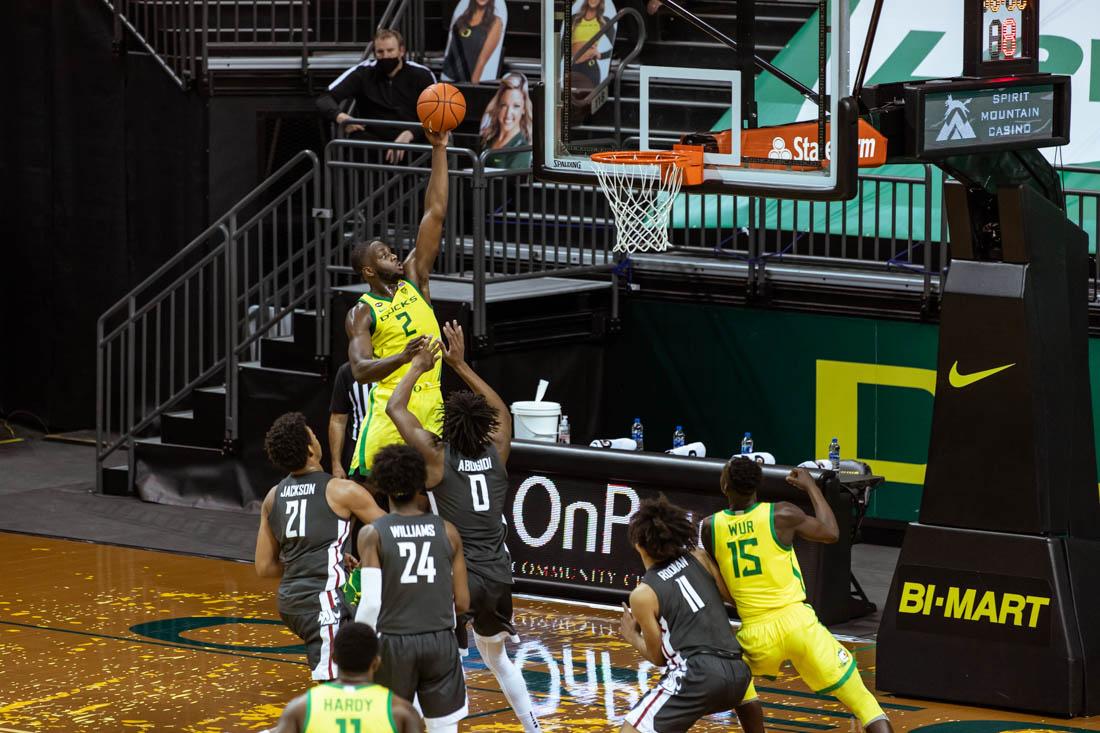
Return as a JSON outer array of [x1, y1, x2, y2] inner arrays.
[[983, 0, 1029, 62]]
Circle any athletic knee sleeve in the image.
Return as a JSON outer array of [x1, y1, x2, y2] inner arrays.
[[832, 671, 887, 727], [474, 634, 541, 733]]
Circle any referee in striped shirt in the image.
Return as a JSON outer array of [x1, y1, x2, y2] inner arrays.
[[328, 362, 371, 481]]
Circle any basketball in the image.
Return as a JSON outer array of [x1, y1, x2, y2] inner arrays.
[[416, 82, 466, 134]]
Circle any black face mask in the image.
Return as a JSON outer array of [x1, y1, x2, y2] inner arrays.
[[376, 57, 401, 75]]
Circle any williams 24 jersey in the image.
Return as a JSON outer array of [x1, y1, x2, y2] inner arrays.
[[429, 444, 512, 585], [374, 512, 456, 635], [641, 553, 741, 666], [705, 503, 807, 623]]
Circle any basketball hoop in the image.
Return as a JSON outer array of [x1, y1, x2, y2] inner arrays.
[[590, 151, 693, 254]]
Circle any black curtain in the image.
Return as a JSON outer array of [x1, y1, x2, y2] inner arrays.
[[2, 0, 207, 430]]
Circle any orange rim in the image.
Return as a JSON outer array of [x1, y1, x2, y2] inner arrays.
[[590, 150, 688, 167]]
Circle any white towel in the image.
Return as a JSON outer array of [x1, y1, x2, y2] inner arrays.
[[589, 438, 639, 451], [666, 442, 707, 457]]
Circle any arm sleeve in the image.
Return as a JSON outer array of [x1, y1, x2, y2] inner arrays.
[[354, 568, 383, 627], [330, 364, 352, 414]]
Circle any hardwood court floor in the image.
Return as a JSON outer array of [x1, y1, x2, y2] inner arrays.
[[1, 532, 1098, 733]]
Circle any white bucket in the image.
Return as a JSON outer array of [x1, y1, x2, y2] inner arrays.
[[511, 400, 562, 442]]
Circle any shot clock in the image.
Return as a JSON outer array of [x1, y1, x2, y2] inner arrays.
[[965, 0, 1039, 77]]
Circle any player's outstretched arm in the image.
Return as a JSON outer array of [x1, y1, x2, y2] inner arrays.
[[355, 526, 383, 627], [267, 692, 307, 733], [385, 340, 446, 487], [255, 487, 285, 579], [445, 520, 471, 615], [404, 129, 450, 298], [345, 303, 430, 384], [619, 585, 665, 666], [391, 695, 426, 733], [440, 320, 513, 463], [329, 479, 387, 525], [775, 468, 840, 545]]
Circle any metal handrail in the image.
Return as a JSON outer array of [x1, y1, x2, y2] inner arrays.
[[95, 149, 322, 493]]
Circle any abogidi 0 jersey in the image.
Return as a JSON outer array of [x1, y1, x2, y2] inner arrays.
[[269, 471, 350, 615], [358, 279, 441, 391], [303, 682, 396, 733], [641, 554, 741, 665], [374, 512, 456, 635], [430, 444, 512, 584], [706, 503, 807, 622]]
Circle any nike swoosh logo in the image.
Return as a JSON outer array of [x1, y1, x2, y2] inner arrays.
[[948, 361, 1016, 388]]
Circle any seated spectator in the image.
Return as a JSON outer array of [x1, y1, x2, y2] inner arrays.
[[317, 30, 436, 163], [480, 73, 533, 169], [442, 0, 507, 83]]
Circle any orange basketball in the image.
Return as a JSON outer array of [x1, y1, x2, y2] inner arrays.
[[416, 83, 467, 134]]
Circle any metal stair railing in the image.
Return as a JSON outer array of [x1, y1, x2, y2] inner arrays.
[[95, 150, 322, 493], [103, 0, 414, 88]]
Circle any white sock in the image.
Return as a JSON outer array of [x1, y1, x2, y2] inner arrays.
[[475, 633, 541, 733], [425, 723, 457, 733]]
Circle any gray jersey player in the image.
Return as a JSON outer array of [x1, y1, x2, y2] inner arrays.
[[619, 496, 763, 733], [255, 412, 386, 681], [356, 444, 470, 733], [386, 322, 541, 733]]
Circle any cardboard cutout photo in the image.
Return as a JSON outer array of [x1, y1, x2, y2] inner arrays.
[[480, 73, 533, 170], [568, 0, 618, 91], [442, 0, 508, 83]]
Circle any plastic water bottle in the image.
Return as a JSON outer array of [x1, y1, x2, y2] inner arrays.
[[558, 415, 571, 445], [829, 437, 841, 470], [672, 425, 686, 449], [631, 417, 645, 451], [741, 432, 754, 455]]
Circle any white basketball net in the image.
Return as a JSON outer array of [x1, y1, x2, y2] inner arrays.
[[591, 156, 685, 254]]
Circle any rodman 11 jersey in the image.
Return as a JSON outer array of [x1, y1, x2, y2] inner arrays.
[[640, 553, 742, 669]]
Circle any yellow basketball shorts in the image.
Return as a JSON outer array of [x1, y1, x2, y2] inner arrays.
[[349, 383, 444, 476], [736, 603, 857, 694]]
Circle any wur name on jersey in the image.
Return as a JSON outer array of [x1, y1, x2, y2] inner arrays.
[[656, 556, 689, 581], [390, 524, 437, 538], [280, 483, 317, 498], [457, 456, 494, 472]]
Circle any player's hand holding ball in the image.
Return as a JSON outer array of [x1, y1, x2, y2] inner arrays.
[[417, 82, 466, 142], [441, 320, 466, 366]]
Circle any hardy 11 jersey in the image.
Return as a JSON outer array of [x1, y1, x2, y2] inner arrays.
[[269, 470, 350, 616], [641, 553, 741, 666], [374, 512, 456, 635], [705, 503, 807, 623], [430, 444, 512, 584], [303, 682, 396, 733]]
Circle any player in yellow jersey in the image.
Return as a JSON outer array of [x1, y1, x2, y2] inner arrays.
[[345, 127, 449, 478], [267, 621, 423, 733], [703, 459, 894, 733]]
